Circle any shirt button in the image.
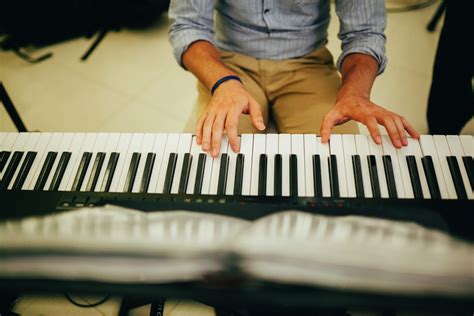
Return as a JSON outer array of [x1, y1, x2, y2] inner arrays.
[[264, 8, 270, 14]]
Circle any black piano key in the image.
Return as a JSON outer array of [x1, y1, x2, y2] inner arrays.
[[258, 154, 267, 196], [462, 156, 474, 191], [367, 155, 381, 198], [290, 154, 298, 197], [49, 152, 71, 191], [0, 151, 23, 190], [194, 153, 206, 194], [274, 154, 282, 197], [12, 151, 37, 190], [382, 155, 398, 198], [217, 153, 230, 195], [71, 152, 92, 191], [312, 154, 322, 197], [101, 152, 119, 192], [178, 153, 192, 194], [163, 153, 178, 194], [86, 152, 106, 192], [34, 151, 58, 191], [352, 155, 365, 198], [328, 154, 339, 198], [233, 153, 244, 196], [0, 151, 11, 173], [140, 153, 156, 193], [124, 153, 141, 193], [406, 155, 423, 199], [421, 156, 441, 199], [447, 156, 468, 200]]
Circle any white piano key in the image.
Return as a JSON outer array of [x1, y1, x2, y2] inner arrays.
[[7, 133, 39, 190], [186, 136, 203, 194], [250, 134, 266, 196], [459, 135, 473, 157], [433, 135, 457, 199], [58, 133, 85, 191], [30, 133, 63, 190], [240, 134, 253, 196], [329, 134, 348, 197], [43, 133, 74, 191], [419, 135, 449, 199], [395, 138, 414, 199], [156, 133, 180, 194], [225, 136, 240, 195], [108, 133, 133, 192], [355, 135, 373, 198], [171, 133, 193, 194], [200, 152, 214, 195], [116, 133, 144, 192], [96, 133, 121, 192], [132, 133, 157, 193], [65, 133, 97, 191], [316, 136, 331, 197], [406, 138, 431, 199], [266, 134, 279, 196], [381, 135, 406, 198], [147, 133, 168, 193], [291, 134, 306, 197], [0, 132, 8, 148], [0, 133, 29, 181], [446, 135, 473, 199], [304, 134, 317, 197], [368, 137, 389, 198], [80, 133, 108, 191], [279, 134, 291, 197], [342, 134, 357, 198]]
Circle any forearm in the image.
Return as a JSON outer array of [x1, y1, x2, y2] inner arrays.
[[337, 53, 379, 101], [182, 40, 237, 91]]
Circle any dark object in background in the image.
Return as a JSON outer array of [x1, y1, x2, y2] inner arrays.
[[0, 0, 170, 62], [427, 0, 474, 134]]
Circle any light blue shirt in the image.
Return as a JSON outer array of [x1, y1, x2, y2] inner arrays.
[[168, 0, 387, 73]]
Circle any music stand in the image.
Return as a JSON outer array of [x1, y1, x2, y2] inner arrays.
[[0, 81, 28, 132]]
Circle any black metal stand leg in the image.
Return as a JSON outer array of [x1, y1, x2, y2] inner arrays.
[[118, 296, 165, 316], [427, 0, 446, 32], [0, 82, 28, 132]]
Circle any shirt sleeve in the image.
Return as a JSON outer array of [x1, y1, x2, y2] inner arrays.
[[335, 0, 387, 75], [168, 0, 217, 68]]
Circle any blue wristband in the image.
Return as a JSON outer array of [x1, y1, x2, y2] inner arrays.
[[211, 75, 242, 95]]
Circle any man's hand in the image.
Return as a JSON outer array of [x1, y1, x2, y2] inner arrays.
[[321, 53, 419, 148], [196, 80, 265, 157], [320, 95, 419, 148]]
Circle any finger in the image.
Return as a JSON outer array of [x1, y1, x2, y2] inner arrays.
[[401, 117, 419, 139], [381, 117, 402, 148], [393, 117, 408, 146], [320, 113, 336, 143], [248, 99, 265, 130], [196, 113, 206, 145], [365, 116, 381, 144], [201, 113, 215, 152], [211, 112, 226, 157], [225, 108, 241, 152]]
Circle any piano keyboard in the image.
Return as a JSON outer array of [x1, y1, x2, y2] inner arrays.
[[0, 132, 473, 200]]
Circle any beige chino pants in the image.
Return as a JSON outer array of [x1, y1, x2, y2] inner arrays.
[[188, 46, 359, 135]]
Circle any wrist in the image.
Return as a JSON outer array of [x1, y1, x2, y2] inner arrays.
[[211, 75, 243, 95]]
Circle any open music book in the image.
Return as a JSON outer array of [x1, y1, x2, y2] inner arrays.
[[1, 206, 473, 298]]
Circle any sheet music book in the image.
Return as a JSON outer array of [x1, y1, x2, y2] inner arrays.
[[1, 206, 473, 298]]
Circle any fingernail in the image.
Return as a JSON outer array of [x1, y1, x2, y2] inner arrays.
[[202, 142, 209, 150], [395, 139, 401, 148], [213, 149, 218, 156], [375, 135, 382, 144]]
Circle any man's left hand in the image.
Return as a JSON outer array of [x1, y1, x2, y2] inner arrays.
[[320, 94, 419, 148]]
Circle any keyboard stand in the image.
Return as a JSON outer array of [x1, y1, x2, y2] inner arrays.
[[0, 81, 28, 132]]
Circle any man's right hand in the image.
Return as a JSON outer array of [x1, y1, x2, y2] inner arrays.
[[196, 79, 265, 157]]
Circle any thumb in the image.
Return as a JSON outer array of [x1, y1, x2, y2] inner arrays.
[[248, 99, 265, 131], [320, 113, 336, 143]]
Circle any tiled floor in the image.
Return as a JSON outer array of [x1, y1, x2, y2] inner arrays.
[[1, 2, 470, 315]]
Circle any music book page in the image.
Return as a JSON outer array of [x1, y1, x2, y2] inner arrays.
[[1, 206, 472, 297]]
